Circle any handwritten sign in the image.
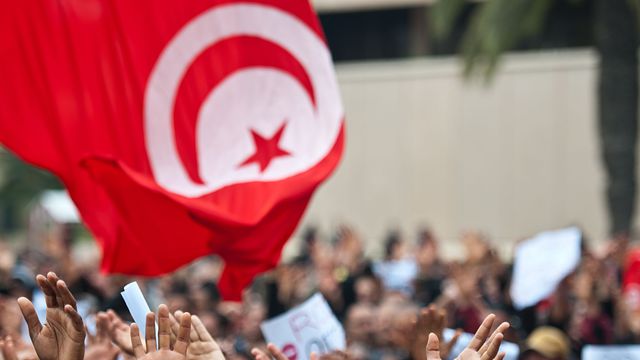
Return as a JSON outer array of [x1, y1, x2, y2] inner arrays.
[[260, 293, 346, 360], [583, 345, 640, 360], [510, 226, 582, 310]]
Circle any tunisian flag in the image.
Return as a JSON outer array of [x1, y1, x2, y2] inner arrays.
[[0, 1, 344, 300]]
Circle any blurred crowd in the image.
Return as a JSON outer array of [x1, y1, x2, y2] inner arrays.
[[0, 224, 638, 360]]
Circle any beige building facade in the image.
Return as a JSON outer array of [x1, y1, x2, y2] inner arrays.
[[297, 49, 619, 258]]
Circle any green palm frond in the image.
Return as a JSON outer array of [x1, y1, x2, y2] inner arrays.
[[462, 0, 553, 79], [431, 0, 558, 81], [430, 0, 466, 39]]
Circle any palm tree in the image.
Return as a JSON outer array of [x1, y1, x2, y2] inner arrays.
[[432, 0, 639, 236]]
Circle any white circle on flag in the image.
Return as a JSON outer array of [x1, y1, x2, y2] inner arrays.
[[144, 3, 343, 198]]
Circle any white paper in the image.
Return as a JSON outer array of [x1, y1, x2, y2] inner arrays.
[[121, 282, 154, 339], [510, 226, 582, 310], [260, 293, 346, 360], [443, 329, 519, 360], [582, 345, 640, 360]]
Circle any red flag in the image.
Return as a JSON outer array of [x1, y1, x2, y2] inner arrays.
[[0, 0, 344, 300]]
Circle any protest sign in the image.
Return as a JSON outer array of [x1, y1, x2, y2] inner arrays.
[[583, 345, 640, 360], [443, 329, 519, 360], [260, 293, 346, 360], [510, 226, 582, 309]]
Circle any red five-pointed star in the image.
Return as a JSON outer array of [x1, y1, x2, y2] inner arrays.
[[239, 122, 291, 172]]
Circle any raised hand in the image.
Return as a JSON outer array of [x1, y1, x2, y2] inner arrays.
[[250, 344, 288, 360], [106, 310, 136, 356], [131, 304, 191, 360], [0, 334, 37, 360], [426, 314, 508, 360], [85, 312, 120, 360], [18, 272, 86, 360], [170, 310, 225, 360], [465, 314, 509, 360], [0, 336, 18, 360], [412, 305, 461, 360]]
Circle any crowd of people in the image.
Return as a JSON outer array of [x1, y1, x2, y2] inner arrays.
[[0, 224, 637, 360]]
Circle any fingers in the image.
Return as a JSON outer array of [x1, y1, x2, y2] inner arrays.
[[417, 307, 432, 329], [174, 310, 197, 342], [130, 323, 146, 358], [17, 297, 42, 339], [0, 336, 18, 360], [468, 314, 495, 351], [36, 272, 78, 311], [56, 279, 77, 310], [445, 329, 462, 354], [36, 275, 58, 308], [168, 311, 179, 345], [107, 309, 129, 335], [267, 343, 289, 360], [479, 322, 509, 360], [107, 310, 136, 355], [173, 312, 191, 355], [96, 312, 110, 342], [191, 314, 214, 342], [169, 311, 180, 335], [494, 352, 506, 360], [478, 322, 510, 356], [251, 348, 271, 360], [310, 353, 319, 360], [64, 304, 85, 332], [480, 334, 503, 360], [46, 272, 64, 308], [426, 333, 441, 360], [157, 305, 171, 350], [107, 309, 123, 325], [145, 312, 157, 352]]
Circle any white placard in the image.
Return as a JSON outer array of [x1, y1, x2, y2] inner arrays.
[[260, 293, 346, 360], [583, 345, 640, 360], [510, 227, 582, 310], [443, 329, 519, 360]]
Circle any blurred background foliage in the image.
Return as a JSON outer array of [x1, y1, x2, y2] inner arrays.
[[0, 147, 62, 232]]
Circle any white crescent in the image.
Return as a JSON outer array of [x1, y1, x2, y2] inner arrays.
[[144, 3, 343, 198]]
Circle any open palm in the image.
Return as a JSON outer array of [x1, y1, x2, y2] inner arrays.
[[18, 272, 85, 360], [131, 304, 191, 360], [426, 314, 509, 360], [171, 310, 225, 360], [106, 309, 136, 356]]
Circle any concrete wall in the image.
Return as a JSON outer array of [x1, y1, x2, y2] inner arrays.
[[296, 49, 616, 258]]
